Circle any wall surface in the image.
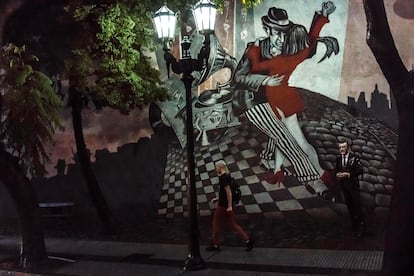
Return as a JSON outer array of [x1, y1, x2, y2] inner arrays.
[[1, 1, 410, 251]]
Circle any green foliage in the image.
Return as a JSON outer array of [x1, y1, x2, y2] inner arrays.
[[64, 0, 260, 113], [66, 0, 168, 114], [0, 44, 63, 177], [213, 0, 260, 11], [65, 48, 94, 90], [72, 4, 96, 21], [240, 0, 261, 9], [94, 1, 169, 112]]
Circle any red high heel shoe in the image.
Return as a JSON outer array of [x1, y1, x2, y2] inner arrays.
[[321, 171, 335, 187], [265, 166, 286, 185]]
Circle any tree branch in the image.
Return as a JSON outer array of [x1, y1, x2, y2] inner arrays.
[[363, 0, 408, 90]]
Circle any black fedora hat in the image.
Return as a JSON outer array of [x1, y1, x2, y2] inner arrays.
[[262, 7, 293, 31]]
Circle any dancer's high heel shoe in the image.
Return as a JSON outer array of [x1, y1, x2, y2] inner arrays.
[[265, 166, 286, 185]]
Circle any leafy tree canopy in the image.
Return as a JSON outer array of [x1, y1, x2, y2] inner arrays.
[[3, 0, 262, 116], [65, 0, 171, 114], [0, 44, 63, 177], [64, 0, 261, 113]]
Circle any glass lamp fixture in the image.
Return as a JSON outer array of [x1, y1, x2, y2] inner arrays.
[[192, 0, 217, 33], [153, 5, 177, 40]]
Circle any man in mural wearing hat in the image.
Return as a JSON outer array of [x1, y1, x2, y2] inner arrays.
[[232, 2, 338, 196]]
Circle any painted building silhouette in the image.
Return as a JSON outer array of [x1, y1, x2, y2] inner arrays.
[[348, 84, 398, 131]]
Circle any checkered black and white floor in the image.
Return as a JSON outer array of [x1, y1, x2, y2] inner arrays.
[[158, 121, 339, 220]]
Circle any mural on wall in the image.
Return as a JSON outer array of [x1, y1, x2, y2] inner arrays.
[[155, 0, 397, 235], [249, 0, 347, 101], [232, 2, 339, 190], [1, 0, 407, 251]]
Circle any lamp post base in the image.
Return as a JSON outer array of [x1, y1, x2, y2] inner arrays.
[[184, 255, 205, 271]]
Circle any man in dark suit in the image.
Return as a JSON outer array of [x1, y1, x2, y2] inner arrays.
[[335, 141, 365, 237]]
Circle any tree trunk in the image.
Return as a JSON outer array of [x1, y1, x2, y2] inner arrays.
[[0, 149, 46, 267], [70, 86, 118, 234], [363, 1, 414, 275]]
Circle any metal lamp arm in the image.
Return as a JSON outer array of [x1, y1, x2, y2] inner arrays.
[[164, 37, 211, 77], [164, 50, 181, 77], [197, 32, 211, 68], [197, 43, 210, 71]]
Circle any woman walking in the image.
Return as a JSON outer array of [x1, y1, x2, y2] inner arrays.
[[206, 160, 254, 251]]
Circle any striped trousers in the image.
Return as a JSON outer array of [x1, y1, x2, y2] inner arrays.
[[245, 103, 319, 183], [260, 137, 276, 161]]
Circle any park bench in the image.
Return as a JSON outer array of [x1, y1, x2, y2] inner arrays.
[[38, 201, 75, 217]]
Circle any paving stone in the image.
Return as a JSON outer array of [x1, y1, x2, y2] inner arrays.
[[368, 166, 379, 175], [375, 194, 392, 207], [276, 200, 304, 211], [377, 175, 389, 185], [369, 160, 383, 167], [320, 121, 331, 128], [373, 154, 384, 161], [384, 185, 393, 193], [332, 124, 342, 130], [317, 147, 328, 154], [253, 192, 274, 204], [303, 126, 316, 132], [316, 127, 330, 134], [363, 173, 378, 183], [360, 159, 370, 167], [307, 120, 320, 126], [374, 184, 386, 193], [322, 133, 337, 142], [330, 128, 342, 136], [324, 154, 337, 163], [360, 192, 376, 208], [379, 168, 393, 178], [353, 139, 366, 146], [326, 148, 339, 155], [362, 145, 375, 154], [360, 181, 375, 193], [361, 152, 373, 160], [323, 141, 336, 148], [341, 132, 356, 141], [350, 144, 362, 153]]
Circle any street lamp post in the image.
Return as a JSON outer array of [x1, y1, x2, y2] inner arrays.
[[153, 0, 217, 271]]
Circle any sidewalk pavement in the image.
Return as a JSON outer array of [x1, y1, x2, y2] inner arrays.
[[0, 235, 383, 276]]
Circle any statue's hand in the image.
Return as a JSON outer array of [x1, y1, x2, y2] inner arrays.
[[322, 1, 336, 17]]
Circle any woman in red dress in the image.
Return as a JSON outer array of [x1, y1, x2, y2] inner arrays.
[[234, 2, 336, 193]]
